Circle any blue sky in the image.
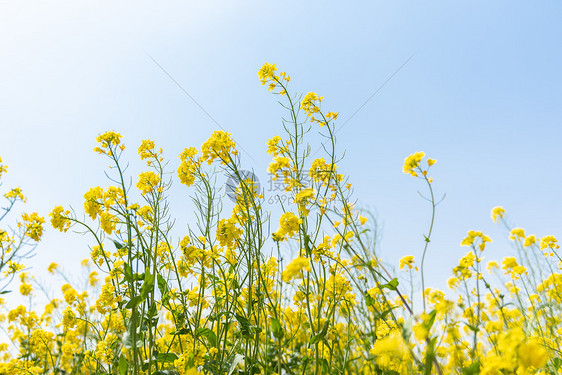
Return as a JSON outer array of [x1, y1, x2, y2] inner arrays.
[[1, 0, 560, 300]]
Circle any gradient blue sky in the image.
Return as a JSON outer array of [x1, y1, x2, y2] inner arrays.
[[1, 1, 561, 298]]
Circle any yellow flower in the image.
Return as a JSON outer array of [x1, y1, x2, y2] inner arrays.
[[50, 205, 71, 232], [402, 151, 425, 177], [486, 261, 498, 273], [301, 92, 324, 120], [461, 230, 491, 251], [103, 186, 125, 208], [447, 276, 459, 289], [309, 158, 337, 184], [137, 171, 161, 195], [20, 212, 45, 241], [201, 131, 238, 165], [523, 234, 536, 247], [216, 218, 243, 249], [509, 228, 526, 240], [61, 284, 78, 305], [491, 206, 505, 223], [272, 212, 301, 242], [539, 235, 559, 250], [47, 263, 58, 274], [325, 111, 338, 121], [4, 187, 26, 202], [266, 136, 283, 157], [84, 186, 104, 220], [281, 256, 310, 282], [99, 211, 117, 235], [267, 156, 291, 180], [4, 261, 24, 276], [399, 255, 417, 271], [0, 156, 7, 179], [19, 282, 32, 296], [138, 139, 156, 160], [62, 307, 76, 329], [258, 63, 289, 93], [518, 340, 548, 369], [88, 271, 99, 287], [413, 321, 429, 341], [294, 188, 315, 206], [96, 281, 116, 314], [258, 62, 278, 85], [502, 256, 526, 279], [93, 131, 123, 155], [178, 147, 200, 187], [370, 331, 412, 370]]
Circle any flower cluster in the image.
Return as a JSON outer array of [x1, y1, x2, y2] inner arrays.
[[0, 156, 44, 286], [402, 151, 435, 178], [272, 211, 301, 241], [177, 147, 200, 186], [93, 131, 124, 156], [257, 62, 290, 94], [201, 130, 238, 165], [0, 64, 560, 375]]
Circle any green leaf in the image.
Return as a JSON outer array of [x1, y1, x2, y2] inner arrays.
[[424, 309, 437, 330], [157, 274, 170, 305], [364, 290, 375, 307], [465, 323, 479, 333], [423, 336, 438, 375], [157, 353, 179, 363], [125, 296, 142, 309], [309, 320, 330, 345], [196, 328, 217, 347], [147, 302, 158, 319], [378, 306, 398, 320], [303, 234, 312, 253], [235, 314, 251, 336], [122, 327, 143, 349], [113, 239, 125, 249], [123, 263, 133, 283], [140, 271, 154, 300], [118, 354, 128, 375], [309, 306, 336, 345], [271, 317, 284, 340], [171, 327, 191, 335], [157, 274, 168, 294], [380, 278, 399, 291], [462, 361, 481, 375], [309, 302, 338, 345], [320, 358, 330, 373]]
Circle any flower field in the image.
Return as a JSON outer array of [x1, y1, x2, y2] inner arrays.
[[0, 63, 560, 374]]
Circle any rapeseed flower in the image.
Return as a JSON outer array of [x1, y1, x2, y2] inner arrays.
[[201, 130, 237, 165], [49, 206, 71, 232], [402, 151, 425, 177], [399, 255, 417, 271], [281, 256, 310, 282], [272, 212, 301, 241], [491, 206, 505, 222]]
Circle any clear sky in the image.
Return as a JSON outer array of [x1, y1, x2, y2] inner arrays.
[[1, 0, 561, 299]]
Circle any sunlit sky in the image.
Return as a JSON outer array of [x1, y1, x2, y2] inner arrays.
[[1, 1, 561, 303]]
